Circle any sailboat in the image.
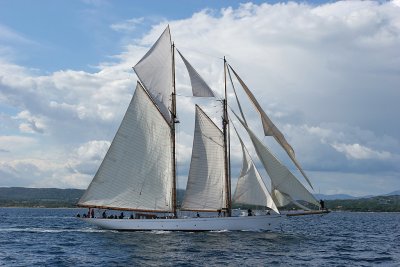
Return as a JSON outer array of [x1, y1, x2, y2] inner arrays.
[[77, 26, 327, 231]]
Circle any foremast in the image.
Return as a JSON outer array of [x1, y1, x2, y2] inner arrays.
[[223, 57, 232, 217]]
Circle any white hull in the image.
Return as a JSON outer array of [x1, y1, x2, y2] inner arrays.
[[82, 215, 284, 231]]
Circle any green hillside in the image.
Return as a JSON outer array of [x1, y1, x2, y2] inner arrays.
[[0, 187, 84, 208], [325, 195, 400, 212], [0, 187, 399, 211]]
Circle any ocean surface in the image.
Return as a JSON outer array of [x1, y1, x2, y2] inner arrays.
[[0, 208, 399, 266]]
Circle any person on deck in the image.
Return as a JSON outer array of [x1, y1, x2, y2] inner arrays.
[[320, 199, 325, 210], [248, 209, 253, 216], [90, 209, 94, 218], [102, 211, 107, 219]]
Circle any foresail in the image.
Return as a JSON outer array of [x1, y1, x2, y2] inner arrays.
[[177, 49, 215, 97], [181, 105, 226, 211], [233, 113, 319, 207], [229, 65, 314, 190], [133, 26, 173, 121], [78, 83, 173, 212], [232, 132, 279, 214]]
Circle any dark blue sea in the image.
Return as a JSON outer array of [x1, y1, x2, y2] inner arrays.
[[0, 208, 399, 266]]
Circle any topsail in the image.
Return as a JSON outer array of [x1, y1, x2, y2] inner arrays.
[[177, 50, 215, 97], [134, 26, 173, 121]]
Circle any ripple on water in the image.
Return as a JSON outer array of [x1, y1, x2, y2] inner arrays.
[[0, 210, 399, 266]]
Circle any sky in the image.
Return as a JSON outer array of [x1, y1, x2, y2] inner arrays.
[[0, 0, 399, 196]]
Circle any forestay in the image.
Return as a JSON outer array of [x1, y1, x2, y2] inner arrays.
[[133, 26, 173, 121], [232, 132, 280, 214], [181, 105, 226, 211], [78, 83, 173, 212], [177, 49, 215, 97], [234, 113, 319, 207]]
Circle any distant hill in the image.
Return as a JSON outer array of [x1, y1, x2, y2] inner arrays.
[[1, 187, 399, 211], [0, 187, 84, 208], [385, 190, 400, 196], [314, 193, 357, 200], [325, 195, 400, 212], [0, 187, 185, 208]]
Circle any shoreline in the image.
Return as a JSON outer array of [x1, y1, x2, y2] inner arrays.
[[1, 206, 400, 213]]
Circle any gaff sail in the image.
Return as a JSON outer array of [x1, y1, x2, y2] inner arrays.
[[181, 105, 226, 211], [78, 83, 174, 212]]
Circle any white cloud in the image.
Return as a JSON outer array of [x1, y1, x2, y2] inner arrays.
[[0, 1, 399, 195], [0, 136, 37, 154], [111, 17, 144, 32], [331, 142, 392, 160], [0, 24, 33, 44]]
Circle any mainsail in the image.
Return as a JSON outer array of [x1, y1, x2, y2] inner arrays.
[[229, 65, 314, 190], [133, 26, 173, 121], [181, 105, 226, 211], [233, 112, 319, 207], [78, 83, 174, 212], [232, 131, 280, 214]]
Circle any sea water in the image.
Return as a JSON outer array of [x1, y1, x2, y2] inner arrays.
[[0, 208, 399, 266]]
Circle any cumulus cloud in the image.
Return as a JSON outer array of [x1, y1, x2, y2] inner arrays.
[[111, 17, 144, 32], [331, 143, 392, 160], [0, 1, 399, 195]]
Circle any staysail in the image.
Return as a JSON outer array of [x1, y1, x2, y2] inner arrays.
[[229, 65, 314, 190], [181, 105, 226, 211], [232, 130, 280, 214], [233, 112, 319, 207], [133, 26, 173, 121], [177, 49, 215, 97], [78, 83, 174, 212]]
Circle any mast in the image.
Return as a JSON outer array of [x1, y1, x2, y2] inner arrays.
[[223, 57, 232, 216], [171, 42, 177, 218]]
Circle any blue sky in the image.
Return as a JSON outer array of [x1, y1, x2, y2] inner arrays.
[[0, 0, 288, 72], [0, 0, 399, 196]]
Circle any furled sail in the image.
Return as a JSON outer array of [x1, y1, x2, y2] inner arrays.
[[78, 83, 173, 212], [229, 65, 314, 190], [133, 26, 173, 121], [181, 105, 226, 211], [232, 131, 279, 214], [233, 112, 319, 207], [177, 49, 215, 97]]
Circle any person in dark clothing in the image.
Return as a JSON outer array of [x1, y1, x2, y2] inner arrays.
[[90, 209, 94, 218], [196, 212, 200, 218], [102, 211, 107, 219], [320, 199, 325, 210], [119, 212, 124, 219], [248, 209, 253, 216]]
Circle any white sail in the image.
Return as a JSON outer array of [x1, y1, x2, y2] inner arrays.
[[229, 65, 314, 190], [78, 83, 173, 212], [177, 49, 215, 97], [133, 26, 173, 121], [234, 113, 319, 207], [181, 105, 226, 211], [233, 133, 280, 214]]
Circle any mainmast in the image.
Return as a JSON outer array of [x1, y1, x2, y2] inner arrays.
[[171, 43, 178, 218], [223, 57, 232, 216]]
